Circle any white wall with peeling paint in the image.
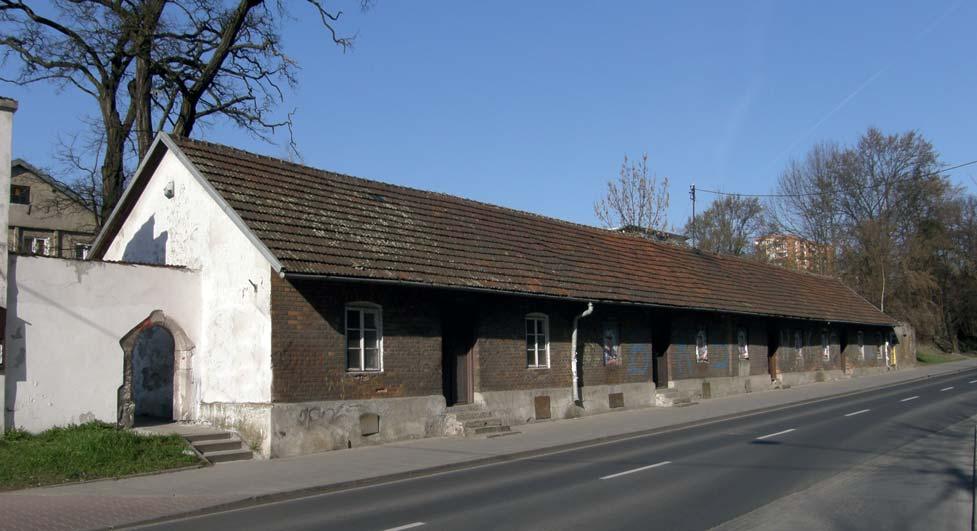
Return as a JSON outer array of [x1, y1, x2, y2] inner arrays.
[[100, 150, 274, 408], [4, 255, 199, 431]]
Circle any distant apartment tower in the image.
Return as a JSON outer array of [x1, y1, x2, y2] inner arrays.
[[755, 233, 834, 273], [9, 160, 97, 258]]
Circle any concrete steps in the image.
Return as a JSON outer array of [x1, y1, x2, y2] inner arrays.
[[445, 404, 515, 437], [184, 429, 253, 463], [655, 388, 696, 407]]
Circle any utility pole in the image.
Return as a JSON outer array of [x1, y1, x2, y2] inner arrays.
[[689, 183, 696, 248]]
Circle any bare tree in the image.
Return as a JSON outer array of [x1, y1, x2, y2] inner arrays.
[[0, 0, 369, 223], [683, 195, 764, 256], [767, 142, 846, 270], [771, 128, 964, 347], [594, 153, 670, 233]]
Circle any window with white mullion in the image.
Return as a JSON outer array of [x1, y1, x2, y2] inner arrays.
[[526, 314, 549, 368], [346, 305, 382, 371]]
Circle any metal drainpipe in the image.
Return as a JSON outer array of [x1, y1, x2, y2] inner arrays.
[[571, 303, 595, 404]]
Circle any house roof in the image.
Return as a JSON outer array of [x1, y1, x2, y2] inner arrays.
[[94, 134, 896, 326], [12, 159, 91, 209]]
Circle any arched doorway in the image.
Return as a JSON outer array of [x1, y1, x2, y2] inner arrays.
[[132, 325, 175, 419], [117, 310, 195, 428]]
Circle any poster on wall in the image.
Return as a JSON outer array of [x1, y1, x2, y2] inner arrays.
[[603, 321, 621, 366]]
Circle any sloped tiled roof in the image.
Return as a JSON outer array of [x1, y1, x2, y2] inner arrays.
[[112, 134, 897, 326]]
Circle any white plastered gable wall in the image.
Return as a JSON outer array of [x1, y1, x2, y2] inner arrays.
[[100, 142, 274, 455]]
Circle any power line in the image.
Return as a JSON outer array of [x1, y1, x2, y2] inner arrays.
[[696, 159, 977, 199]]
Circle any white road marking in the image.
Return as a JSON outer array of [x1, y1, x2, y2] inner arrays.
[[969, 380, 977, 384], [844, 409, 870, 417], [941, 387, 954, 392], [600, 461, 671, 480], [900, 396, 919, 402], [383, 523, 426, 531], [755, 428, 796, 440]]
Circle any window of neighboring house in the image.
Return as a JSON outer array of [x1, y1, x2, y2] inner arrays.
[[794, 330, 804, 360], [858, 331, 865, 360], [74, 243, 91, 259], [526, 313, 549, 368], [822, 331, 830, 362], [695, 327, 708, 363], [346, 304, 382, 371], [10, 184, 30, 205], [737, 328, 749, 359], [27, 237, 50, 256]]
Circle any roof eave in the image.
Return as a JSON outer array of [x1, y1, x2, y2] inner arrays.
[[282, 271, 898, 328]]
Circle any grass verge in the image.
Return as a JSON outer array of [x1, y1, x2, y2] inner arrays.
[[917, 343, 969, 365], [0, 422, 200, 490]]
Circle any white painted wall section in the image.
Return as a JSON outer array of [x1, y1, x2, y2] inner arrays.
[[100, 149, 273, 405], [4, 255, 199, 431]]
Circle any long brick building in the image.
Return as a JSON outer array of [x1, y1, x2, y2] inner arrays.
[[91, 133, 907, 457]]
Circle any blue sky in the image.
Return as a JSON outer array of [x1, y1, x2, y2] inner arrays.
[[3, 0, 976, 230]]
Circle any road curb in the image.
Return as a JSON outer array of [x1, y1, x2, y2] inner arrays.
[[120, 363, 977, 529]]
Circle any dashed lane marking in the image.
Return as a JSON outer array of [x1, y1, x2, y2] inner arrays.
[[755, 428, 796, 441], [600, 461, 672, 480], [844, 409, 870, 417], [383, 523, 426, 531], [900, 396, 919, 402]]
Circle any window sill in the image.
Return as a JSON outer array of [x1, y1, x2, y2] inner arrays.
[[527, 366, 550, 370], [346, 369, 383, 374]]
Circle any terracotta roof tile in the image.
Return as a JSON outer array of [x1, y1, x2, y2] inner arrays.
[[172, 136, 895, 326]]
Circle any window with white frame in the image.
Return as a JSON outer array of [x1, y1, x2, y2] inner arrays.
[[75, 243, 92, 259], [695, 327, 708, 363], [737, 328, 749, 359], [346, 304, 382, 371], [857, 331, 865, 360], [821, 331, 830, 362], [27, 237, 50, 256], [794, 330, 804, 360], [526, 314, 549, 368]]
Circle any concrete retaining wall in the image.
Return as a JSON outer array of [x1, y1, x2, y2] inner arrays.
[[269, 395, 447, 458], [477, 381, 656, 427]]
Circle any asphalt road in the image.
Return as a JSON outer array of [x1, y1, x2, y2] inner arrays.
[[138, 369, 977, 531]]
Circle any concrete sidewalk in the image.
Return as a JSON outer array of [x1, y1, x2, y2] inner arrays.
[[4, 360, 976, 531]]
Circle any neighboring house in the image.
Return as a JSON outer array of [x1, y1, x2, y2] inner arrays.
[[83, 134, 904, 458], [9, 160, 97, 258], [755, 233, 834, 273]]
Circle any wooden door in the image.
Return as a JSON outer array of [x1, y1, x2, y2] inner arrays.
[[767, 325, 779, 380], [442, 311, 475, 406], [651, 318, 670, 387]]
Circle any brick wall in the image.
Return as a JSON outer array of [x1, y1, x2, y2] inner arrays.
[[271, 274, 895, 401], [475, 297, 573, 392], [839, 325, 887, 370], [572, 307, 653, 387], [475, 300, 655, 391], [668, 312, 767, 380], [270, 276, 442, 402]]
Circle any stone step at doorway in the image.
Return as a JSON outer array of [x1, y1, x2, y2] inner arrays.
[[445, 404, 517, 437], [655, 388, 696, 407]]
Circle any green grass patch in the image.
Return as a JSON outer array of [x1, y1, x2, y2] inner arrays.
[[0, 422, 200, 490], [916, 343, 969, 364]]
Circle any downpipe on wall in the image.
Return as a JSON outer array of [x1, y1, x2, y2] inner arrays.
[[571, 303, 595, 405]]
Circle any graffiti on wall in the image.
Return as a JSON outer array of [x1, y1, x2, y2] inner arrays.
[[603, 321, 621, 366]]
